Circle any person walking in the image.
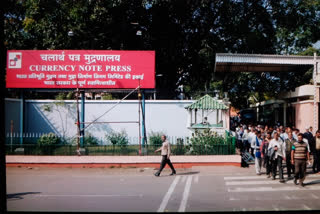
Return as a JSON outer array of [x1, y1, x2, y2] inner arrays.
[[242, 128, 250, 153], [253, 131, 263, 175], [291, 133, 311, 187], [154, 135, 176, 177], [249, 127, 256, 157], [313, 130, 320, 174], [284, 132, 296, 179], [261, 132, 272, 178], [268, 132, 286, 183]]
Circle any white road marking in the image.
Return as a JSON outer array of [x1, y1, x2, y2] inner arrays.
[[224, 176, 268, 180], [311, 193, 319, 199], [194, 175, 199, 183], [302, 204, 312, 210], [178, 176, 193, 212], [272, 205, 279, 211], [224, 174, 320, 180], [157, 176, 181, 212], [228, 186, 320, 192], [226, 179, 316, 185], [229, 197, 240, 201], [182, 176, 187, 183]]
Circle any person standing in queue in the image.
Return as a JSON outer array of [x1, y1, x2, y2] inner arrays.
[[154, 135, 176, 176], [291, 133, 311, 187]]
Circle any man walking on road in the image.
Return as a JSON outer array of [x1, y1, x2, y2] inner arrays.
[[291, 133, 310, 187], [268, 132, 286, 183], [285, 132, 296, 179], [314, 130, 320, 174], [253, 131, 263, 175], [154, 135, 176, 177]]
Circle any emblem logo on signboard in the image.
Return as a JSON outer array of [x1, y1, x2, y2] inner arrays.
[[8, 52, 22, 68]]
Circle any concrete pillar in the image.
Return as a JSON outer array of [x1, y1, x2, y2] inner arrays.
[[216, 109, 219, 124], [187, 110, 192, 127], [283, 102, 287, 127], [313, 53, 319, 134]]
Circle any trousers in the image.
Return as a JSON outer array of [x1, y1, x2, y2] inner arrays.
[[271, 156, 284, 179], [263, 156, 271, 175], [157, 155, 176, 174], [285, 153, 295, 177], [294, 159, 307, 180]]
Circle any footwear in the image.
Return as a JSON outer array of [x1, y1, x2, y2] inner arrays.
[[272, 177, 276, 180], [256, 173, 261, 175], [300, 182, 304, 187], [267, 174, 271, 178], [169, 171, 176, 176], [294, 178, 298, 185], [279, 179, 285, 183], [154, 172, 160, 177]]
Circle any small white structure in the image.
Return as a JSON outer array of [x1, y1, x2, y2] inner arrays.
[[185, 94, 230, 136]]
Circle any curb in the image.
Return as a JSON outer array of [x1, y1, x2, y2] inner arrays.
[[6, 162, 241, 168]]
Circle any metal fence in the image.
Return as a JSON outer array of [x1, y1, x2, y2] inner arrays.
[[5, 132, 236, 156]]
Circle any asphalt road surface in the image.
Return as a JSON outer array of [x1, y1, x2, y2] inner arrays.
[[6, 165, 320, 212]]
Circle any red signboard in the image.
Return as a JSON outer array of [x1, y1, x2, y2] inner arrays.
[[6, 50, 155, 89]]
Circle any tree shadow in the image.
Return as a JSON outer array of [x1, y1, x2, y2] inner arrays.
[[7, 192, 41, 201]]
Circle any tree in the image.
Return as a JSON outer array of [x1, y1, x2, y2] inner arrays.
[[4, 0, 320, 109]]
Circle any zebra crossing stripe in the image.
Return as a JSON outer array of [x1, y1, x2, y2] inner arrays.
[[226, 179, 319, 186], [228, 186, 320, 192], [224, 174, 320, 180]]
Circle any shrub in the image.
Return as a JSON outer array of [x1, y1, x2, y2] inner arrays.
[[189, 129, 225, 155], [37, 133, 61, 146], [148, 131, 164, 150], [84, 135, 99, 146], [106, 130, 129, 148], [37, 133, 61, 155]]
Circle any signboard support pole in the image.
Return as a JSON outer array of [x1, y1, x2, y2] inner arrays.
[[138, 83, 142, 156], [141, 90, 146, 154], [76, 88, 80, 155], [20, 91, 24, 146], [80, 91, 85, 147]]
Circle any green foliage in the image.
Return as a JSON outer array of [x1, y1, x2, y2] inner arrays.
[[101, 93, 114, 100], [37, 133, 61, 146], [106, 130, 129, 148], [42, 104, 52, 112], [37, 133, 61, 155], [84, 135, 99, 146], [189, 129, 226, 155], [4, 0, 320, 107], [148, 131, 164, 150]]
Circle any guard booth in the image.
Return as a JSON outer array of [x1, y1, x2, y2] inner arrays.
[[185, 94, 230, 137]]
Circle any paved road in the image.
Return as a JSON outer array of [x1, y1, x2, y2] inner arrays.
[[6, 165, 320, 212]]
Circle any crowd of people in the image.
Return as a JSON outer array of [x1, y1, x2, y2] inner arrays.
[[233, 124, 320, 187]]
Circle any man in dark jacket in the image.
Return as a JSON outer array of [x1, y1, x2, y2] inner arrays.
[[304, 126, 316, 173]]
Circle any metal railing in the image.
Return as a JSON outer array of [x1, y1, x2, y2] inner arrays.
[[5, 132, 236, 156]]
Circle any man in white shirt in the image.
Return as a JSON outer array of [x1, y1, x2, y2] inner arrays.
[[268, 132, 286, 183], [154, 135, 176, 176], [249, 127, 256, 157], [252, 131, 263, 175]]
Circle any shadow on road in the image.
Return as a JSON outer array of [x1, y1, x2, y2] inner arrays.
[[158, 171, 200, 177], [7, 192, 41, 201], [176, 171, 200, 176], [304, 179, 320, 186]]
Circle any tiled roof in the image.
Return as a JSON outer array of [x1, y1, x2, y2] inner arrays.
[[185, 94, 229, 110]]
